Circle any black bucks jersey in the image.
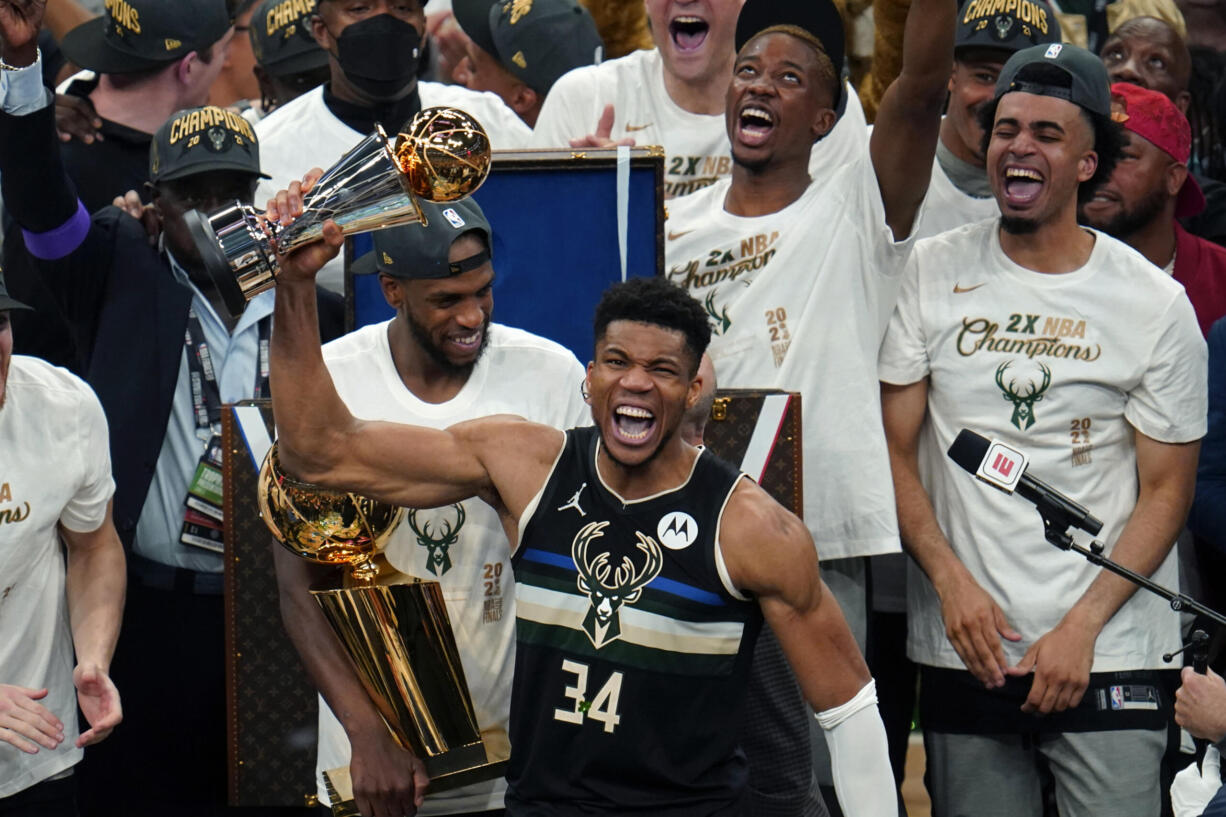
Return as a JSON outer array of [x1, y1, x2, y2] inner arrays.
[[507, 426, 763, 815]]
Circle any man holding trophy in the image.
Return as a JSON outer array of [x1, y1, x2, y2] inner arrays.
[[258, 144, 898, 814], [272, 199, 590, 817]]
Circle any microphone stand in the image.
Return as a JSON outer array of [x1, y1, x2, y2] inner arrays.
[[1033, 496, 1223, 672], [1035, 496, 1220, 764]]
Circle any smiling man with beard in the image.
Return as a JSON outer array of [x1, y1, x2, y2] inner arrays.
[[261, 167, 900, 815], [1079, 81, 1226, 336], [880, 44, 1207, 816], [272, 198, 590, 817]]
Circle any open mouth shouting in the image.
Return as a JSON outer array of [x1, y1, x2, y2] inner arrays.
[[735, 104, 775, 147], [1001, 165, 1045, 209], [669, 14, 710, 52], [611, 404, 657, 445]]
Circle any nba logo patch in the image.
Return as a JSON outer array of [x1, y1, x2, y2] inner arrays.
[[1109, 686, 1124, 710], [1044, 43, 1062, 59], [443, 208, 466, 228]]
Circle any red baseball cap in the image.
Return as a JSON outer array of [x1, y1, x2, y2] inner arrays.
[[1110, 81, 1205, 218]]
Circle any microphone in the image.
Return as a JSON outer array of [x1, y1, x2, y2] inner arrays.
[[947, 429, 1103, 537]]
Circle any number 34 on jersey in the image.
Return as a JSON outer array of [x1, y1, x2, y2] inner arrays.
[[554, 659, 624, 734]]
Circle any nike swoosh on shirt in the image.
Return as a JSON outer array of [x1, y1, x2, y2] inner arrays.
[[625, 123, 653, 132], [953, 283, 987, 294], [668, 230, 695, 241]]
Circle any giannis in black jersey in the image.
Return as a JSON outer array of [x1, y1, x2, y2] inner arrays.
[[270, 256, 899, 813]]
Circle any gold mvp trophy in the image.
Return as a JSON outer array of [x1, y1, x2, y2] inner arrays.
[[184, 107, 492, 316], [257, 444, 509, 816]]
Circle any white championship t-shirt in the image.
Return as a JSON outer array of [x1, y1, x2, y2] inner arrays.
[[531, 48, 867, 198], [664, 154, 917, 559], [878, 219, 1208, 671], [316, 321, 589, 814], [0, 356, 114, 797], [255, 83, 532, 293]]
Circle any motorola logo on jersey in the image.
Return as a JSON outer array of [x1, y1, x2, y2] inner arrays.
[[657, 511, 698, 550]]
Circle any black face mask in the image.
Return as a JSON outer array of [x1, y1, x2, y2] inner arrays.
[[333, 14, 422, 99]]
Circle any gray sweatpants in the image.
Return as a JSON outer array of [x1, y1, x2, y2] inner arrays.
[[923, 728, 1167, 817]]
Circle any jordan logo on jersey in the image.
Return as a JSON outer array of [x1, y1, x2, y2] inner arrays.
[[995, 360, 1053, 430], [572, 521, 663, 649], [407, 504, 466, 576], [557, 483, 588, 517]]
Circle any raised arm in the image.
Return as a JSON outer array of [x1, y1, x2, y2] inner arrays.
[[868, 0, 954, 238], [719, 482, 896, 817], [266, 185, 562, 519], [881, 379, 1021, 689], [0, 1, 82, 234]]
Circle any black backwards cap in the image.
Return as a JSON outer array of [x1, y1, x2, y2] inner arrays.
[[735, 0, 846, 103], [354, 198, 493, 279], [249, 0, 330, 77], [61, 0, 232, 74], [994, 42, 1112, 116], [149, 106, 270, 183], [0, 267, 31, 313], [453, 0, 604, 96], [956, 0, 1062, 56]]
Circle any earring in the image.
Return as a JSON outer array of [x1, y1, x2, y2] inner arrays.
[[580, 380, 590, 401]]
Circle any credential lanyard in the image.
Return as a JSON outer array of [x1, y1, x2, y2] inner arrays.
[[184, 307, 271, 442]]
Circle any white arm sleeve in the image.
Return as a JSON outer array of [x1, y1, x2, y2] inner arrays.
[[817, 680, 900, 817]]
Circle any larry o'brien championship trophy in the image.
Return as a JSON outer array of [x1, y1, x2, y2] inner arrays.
[[184, 107, 492, 317], [257, 444, 508, 816]]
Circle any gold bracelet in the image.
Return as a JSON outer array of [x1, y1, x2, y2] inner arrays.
[[0, 46, 40, 72]]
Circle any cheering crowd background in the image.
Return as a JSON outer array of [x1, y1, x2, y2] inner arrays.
[[3, 0, 1226, 815]]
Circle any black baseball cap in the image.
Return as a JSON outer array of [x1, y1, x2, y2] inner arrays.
[[249, 0, 330, 77], [994, 42, 1112, 116], [353, 198, 492, 279], [454, 0, 603, 95], [149, 106, 270, 184], [61, 0, 232, 74], [735, 0, 845, 101], [956, 0, 1061, 56], [0, 267, 30, 313], [453, 0, 500, 59]]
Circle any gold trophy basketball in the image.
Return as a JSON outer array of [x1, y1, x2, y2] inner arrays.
[[257, 443, 508, 814], [185, 107, 492, 317]]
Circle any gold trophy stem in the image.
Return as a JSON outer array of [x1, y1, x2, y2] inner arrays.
[[311, 580, 485, 763]]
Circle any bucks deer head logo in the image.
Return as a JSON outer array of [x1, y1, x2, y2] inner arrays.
[[571, 521, 663, 649], [995, 360, 1052, 430], [407, 504, 466, 576], [206, 127, 227, 152], [993, 13, 1015, 39], [703, 291, 731, 335]]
